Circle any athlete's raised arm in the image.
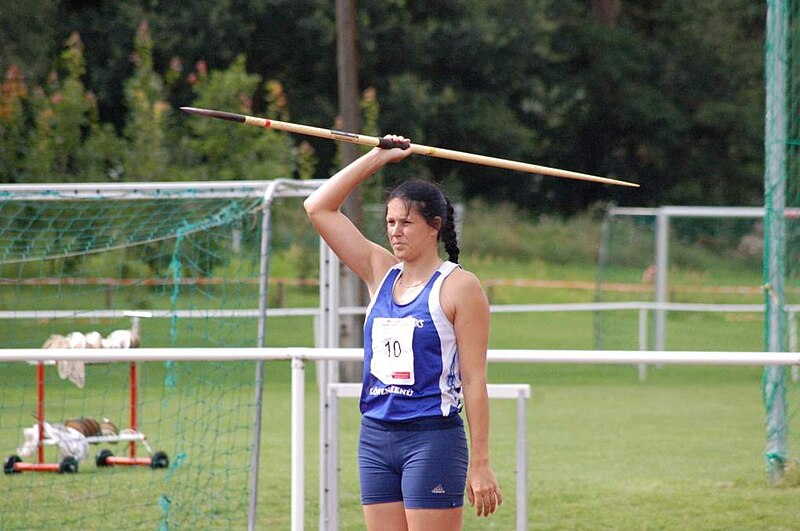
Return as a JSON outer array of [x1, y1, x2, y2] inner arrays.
[[303, 136, 413, 293]]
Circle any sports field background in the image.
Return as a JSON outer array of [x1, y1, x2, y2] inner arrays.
[[2, 249, 796, 529]]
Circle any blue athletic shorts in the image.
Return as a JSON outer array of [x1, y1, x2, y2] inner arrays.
[[358, 415, 468, 509]]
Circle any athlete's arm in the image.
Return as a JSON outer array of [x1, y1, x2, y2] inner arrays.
[[442, 270, 503, 517], [304, 139, 411, 293]]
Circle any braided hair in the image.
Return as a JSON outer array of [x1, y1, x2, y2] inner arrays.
[[387, 180, 460, 263]]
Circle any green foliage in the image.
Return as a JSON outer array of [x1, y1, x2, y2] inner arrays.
[[77, 120, 127, 182], [0, 1, 774, 209], [79, 249, 152, 279], [123, 21, 169, 181], [0, 0, 59, 82], [461, 198, 602, 264], [25, 33, 96, 181], [1, 32, 126, 184], [357, 87, 385, 205], [186, 57, 295, 180], [0, 65, 28, 182]]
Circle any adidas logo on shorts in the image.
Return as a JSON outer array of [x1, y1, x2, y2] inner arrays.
[[430, 483, 446, 494]]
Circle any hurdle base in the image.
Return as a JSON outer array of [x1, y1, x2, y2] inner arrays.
[[4, 455, 78, 474], [96, 449, 168, 469], [105, 456, 152, 466]]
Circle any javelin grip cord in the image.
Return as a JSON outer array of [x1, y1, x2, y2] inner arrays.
[[376, 137, 411, 150]]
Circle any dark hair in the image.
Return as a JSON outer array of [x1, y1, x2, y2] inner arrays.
[[387, 180, 459, 263]]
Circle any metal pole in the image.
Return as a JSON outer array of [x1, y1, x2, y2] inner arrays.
[[790, 311, 798, 381], [594, 209, 612, 350], [638, 308, 648, 382], [328, 384, 341, 531], [318, 240, 334, 530], [291, 358, 306, 531], [325, 246, 341, 527], [248, 184, 277, 530], [763, 0, 789, 485], [516, 388, 528, 531], [654, 209, 669, 351]]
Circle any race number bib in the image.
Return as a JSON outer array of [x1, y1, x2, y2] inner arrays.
[[370, 317, 416, 385]]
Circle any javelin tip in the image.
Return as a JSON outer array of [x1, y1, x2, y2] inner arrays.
[[180, 107, 247, 123]]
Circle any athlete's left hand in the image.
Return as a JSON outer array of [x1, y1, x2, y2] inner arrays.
[[467, 462, 503, 517]]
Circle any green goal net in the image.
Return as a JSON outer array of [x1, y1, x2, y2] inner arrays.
[[0, 181, 320, 527], [763, 0, 800, 484]]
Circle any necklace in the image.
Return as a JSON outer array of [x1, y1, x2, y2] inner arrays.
[[398, 275, 426, 289], [397, 262, 443, 289]]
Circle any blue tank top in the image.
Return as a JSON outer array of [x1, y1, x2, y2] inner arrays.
[[361, 261, 462, 421]]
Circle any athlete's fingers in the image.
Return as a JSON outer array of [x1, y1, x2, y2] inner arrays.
[[487, 490, 498, 515], [480, 490, 493, 517], [475, 487, 503, 516], [467, 483, 475, 507]]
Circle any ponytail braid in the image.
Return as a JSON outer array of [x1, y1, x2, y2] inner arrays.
[[442, 198, 460, 264]]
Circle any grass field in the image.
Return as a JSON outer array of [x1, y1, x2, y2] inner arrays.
[[3, 362, 795, 529], [1, 256, 798, 529]]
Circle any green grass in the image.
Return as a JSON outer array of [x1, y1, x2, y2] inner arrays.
[[1, 254, 797, 529], [2, 363, 797, 529]]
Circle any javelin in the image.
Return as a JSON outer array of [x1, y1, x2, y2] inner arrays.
[[180, 106, 638, 188]]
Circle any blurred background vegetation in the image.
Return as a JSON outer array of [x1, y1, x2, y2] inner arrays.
[[0, 0, 767, 217]]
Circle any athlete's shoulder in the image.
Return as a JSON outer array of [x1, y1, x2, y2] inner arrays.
[[444, 265, 481, 287], [441, 265, 487, 309]]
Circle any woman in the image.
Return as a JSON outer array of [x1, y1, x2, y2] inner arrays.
[[304, 136, 501, 530]]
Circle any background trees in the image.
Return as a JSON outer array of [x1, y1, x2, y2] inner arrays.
[[0, 0, 766, 214]]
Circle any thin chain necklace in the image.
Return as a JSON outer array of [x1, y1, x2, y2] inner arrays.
[[398, 275, 427, 288], [398, 263, 441, 289]]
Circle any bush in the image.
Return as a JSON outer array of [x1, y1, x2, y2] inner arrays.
[[460, 199, 602, 265]]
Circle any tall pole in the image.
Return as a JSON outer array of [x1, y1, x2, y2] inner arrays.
[[336, 0, 365, 382], [763, 0, 788, 485], [320, 4, 363, 527], [249, 184, 276, 529]]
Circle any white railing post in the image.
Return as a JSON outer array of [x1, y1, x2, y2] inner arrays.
[[654, 209, 669, 352], [291, 357, 306, 531], [515, 385, 529, 531], [790, 311, 798, 382], [638, 307, 649, 381]]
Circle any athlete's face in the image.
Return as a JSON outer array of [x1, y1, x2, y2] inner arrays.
[[385, 198, 439, 260]]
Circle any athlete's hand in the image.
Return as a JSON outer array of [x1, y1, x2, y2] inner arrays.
[[466, 462, 502, 517], [373, 135, 413, 163]]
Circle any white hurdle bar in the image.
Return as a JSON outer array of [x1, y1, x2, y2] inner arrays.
[[324, 383, 530, 531]]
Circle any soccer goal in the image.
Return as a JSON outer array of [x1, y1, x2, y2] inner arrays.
[[0, 180, 323, 528]]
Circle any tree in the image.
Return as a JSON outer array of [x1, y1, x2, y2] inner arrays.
[[122, 21, 169, 181], [184, 56, 295, 181], [548, 0, 765, 210], [0, 65, 29, 183], [0, 0, 60, 83], [24, 32, 99, 182], [0, 0, 771, 210]]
